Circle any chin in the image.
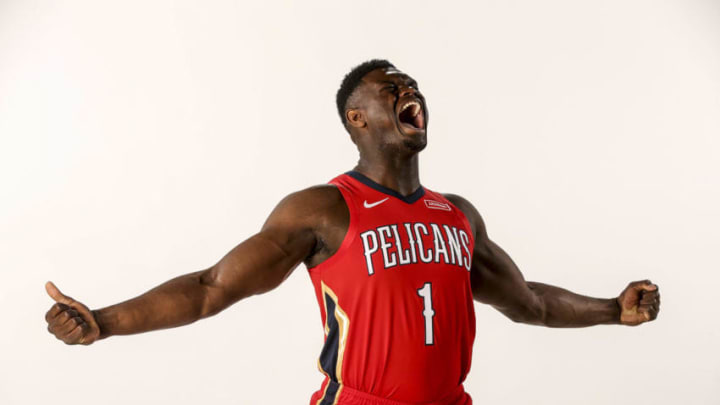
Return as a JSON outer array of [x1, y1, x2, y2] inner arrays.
[[402, 134, 427, 153]]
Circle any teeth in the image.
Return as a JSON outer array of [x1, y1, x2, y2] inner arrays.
[[400, 101, 421, 116]]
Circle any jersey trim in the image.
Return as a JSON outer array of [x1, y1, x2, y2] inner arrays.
[[316, 281, 349, 405], [440, 195, 476, 252], [307, 182, 358, 273], [345, 171, 425, 204]]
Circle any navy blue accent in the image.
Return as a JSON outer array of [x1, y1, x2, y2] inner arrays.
[[345, 171, 425, 204], [320, 380, 341, 405], [318, 292, 340, 382]]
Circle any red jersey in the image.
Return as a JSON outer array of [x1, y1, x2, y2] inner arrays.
[[308, 171, 476, 405]]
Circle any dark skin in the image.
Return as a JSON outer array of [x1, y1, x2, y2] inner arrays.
[[45, 66, 660, 346]]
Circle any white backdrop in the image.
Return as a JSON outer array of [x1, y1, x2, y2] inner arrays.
[[1, 1, 718, 404]]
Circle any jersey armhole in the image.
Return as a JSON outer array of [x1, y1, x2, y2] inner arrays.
[[306, 181, 358, 273], [442, 195, 477, 250]]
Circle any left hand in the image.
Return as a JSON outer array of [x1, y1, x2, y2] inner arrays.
[[616, 280, 660, 326]]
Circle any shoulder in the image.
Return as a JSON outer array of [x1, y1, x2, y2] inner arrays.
[[262, 184, 348, 231], [276, 184, 345, 211], [265, 183, 350, 267], [441, 193, 487, 239]]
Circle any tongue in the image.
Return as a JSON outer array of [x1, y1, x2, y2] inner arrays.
[[412, 112, 425, 129], [399, 107, 424, 130]]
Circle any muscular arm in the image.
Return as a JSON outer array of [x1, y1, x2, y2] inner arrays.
[[90, 189, 324, 339], [445, 194, 660, 328], [470, 237, 620, 327], [59, 186, 340, 342]]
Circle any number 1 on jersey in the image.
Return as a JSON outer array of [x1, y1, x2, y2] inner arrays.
[[416, 282, 435, 345]]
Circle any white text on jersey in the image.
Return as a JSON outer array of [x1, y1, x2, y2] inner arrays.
[[359, 222, 471, 275]]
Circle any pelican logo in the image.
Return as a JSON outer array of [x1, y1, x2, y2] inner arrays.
[[424, 199, 451, 211]]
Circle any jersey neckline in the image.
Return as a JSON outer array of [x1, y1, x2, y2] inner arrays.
[[345, 170, 426, 204]]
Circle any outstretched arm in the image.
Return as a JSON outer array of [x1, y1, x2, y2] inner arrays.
[[445, 194, 660, 328], [45, 186, 334, 344]]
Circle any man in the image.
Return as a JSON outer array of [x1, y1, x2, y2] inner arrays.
[[45, 59, 660, 405]]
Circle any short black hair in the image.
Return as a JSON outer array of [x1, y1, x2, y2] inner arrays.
[[336, 59, 395, 126]]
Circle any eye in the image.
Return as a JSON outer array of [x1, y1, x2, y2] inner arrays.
[[382, 83, 397, 92]]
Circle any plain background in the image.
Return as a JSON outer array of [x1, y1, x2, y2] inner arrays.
[[1, 1, 718, 404]]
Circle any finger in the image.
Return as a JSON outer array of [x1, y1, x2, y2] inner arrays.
[[639, 302, 660, 321], [634, 304, 651, 321], [640, 298, 655, 306], [64, 324, 85, 344], [49, 307, 78, 327], [629, 280, 657, 293], [629, 279, 651, 288], [640, 293, 658, 305], [61, 309, 79, 320], [45, 303, 70, 322], [640, 292, 657, 301], [643, 283, 658, 292], [641, 289, 659, 297], [57, 316, 85, 337], [640, 298, 659, 310], [45, 281, 74, 305], [648, 304, 659, 321], [77, 323, 92, 344], [47, 308, 73, 332], [60, 318, 87, 341], [48, 311, 81, 335], [639, 302, 657, 312], [642, 292, 660, 304]]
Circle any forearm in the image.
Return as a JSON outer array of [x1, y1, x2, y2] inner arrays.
[[91, 270, 211, 340], [527, 281, 620, 327]]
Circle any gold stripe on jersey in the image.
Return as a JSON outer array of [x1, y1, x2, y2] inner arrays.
[[316, 281, 350, 405]]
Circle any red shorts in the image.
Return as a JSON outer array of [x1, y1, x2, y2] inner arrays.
[[309, 380, 472, 405]]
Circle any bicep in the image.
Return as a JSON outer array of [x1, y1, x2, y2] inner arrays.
[[471, 238, 545, 323], [451, 195, 545, 322], [444, 193, 547, 323], [471, 239, 528, 303], [198, 192, 318, 316], [471, 238, 544, 322]]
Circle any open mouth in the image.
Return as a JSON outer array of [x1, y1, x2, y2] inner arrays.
[[397, 100, 425, 131]]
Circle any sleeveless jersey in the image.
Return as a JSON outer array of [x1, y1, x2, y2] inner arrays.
[[308, 171, 476, 405]]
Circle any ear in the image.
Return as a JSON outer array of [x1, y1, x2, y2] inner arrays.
[[345, 108, 366, 128]]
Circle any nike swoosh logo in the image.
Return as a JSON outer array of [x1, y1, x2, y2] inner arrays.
[[363, 197, 389, 208]]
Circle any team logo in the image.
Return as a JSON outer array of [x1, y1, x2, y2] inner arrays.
[[363, 198, 389, 208], [424, 199, 451, 211]]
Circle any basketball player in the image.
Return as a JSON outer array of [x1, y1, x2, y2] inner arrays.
[[45, 59, 660, 405]]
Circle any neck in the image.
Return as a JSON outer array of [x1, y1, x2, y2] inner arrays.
[[353, 152, 420, 196]]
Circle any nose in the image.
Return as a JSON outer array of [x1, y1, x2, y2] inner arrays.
[[399, 86, 415, 98]]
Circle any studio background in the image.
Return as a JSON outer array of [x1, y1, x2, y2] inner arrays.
[[1, 1, 718, 404]]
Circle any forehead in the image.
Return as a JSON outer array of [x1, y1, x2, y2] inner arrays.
[[362, 67, 417, 86]]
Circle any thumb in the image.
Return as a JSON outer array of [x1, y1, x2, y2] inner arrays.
[[629, 279, 657, 293], [45, 281, 73, 305]]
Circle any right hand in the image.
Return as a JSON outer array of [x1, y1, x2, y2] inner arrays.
[[45, 281, 101, 345]]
